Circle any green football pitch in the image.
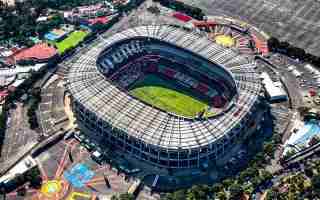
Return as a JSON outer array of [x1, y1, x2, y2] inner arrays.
[[54, 30, 88, 54], [129, 74, 209, 118]]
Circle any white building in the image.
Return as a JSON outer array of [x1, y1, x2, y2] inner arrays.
[[288, 65, 296, 72], [260, 72, 287, 102], [305, 64, 318, 74], [1, 0, 15, 6], [292, 69, 302, 77]]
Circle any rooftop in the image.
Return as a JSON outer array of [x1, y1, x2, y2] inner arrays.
[[260, 72, 286, 99], [7, 43, 57, 64], [88, 16, 109, 25]]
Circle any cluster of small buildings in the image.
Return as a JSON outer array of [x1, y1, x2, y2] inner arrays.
[[0, 0, 134, 106], [0, 43, 58, 67], [0, 43, 58, 104], [63, 1, 121, 27]]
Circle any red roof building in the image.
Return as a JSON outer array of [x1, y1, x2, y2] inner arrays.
[[7, 43, 57, 65], [251, 34, 269, 55], [172, 12, 192, 22], [88, 16, 109, 26], [193, 20, 216, 27]]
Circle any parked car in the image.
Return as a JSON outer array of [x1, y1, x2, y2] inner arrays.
[[91, 150, 103, 164], [74, 132, 84, 142]]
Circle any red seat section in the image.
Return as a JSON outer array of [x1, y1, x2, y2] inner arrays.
[[196, 82, 209, 93], [164, 68, 177, 78], [212, 96, 226, 108], [146, 64, 158, 73]]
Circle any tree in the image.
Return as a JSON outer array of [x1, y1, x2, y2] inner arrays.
[[25, 168, 42, 189], [313, 56, 320, 68], [263, 142, 275, 157], [229, 183, 243, 200], [166, 189, 187, 200], [111, 196, 118, 200], [212, 183, 223, 193], [279, 41, 290, 50], [294, 47, 305, 59], [305, 166, 314, 178], [147, 6, 160, 15], [311, 175, 320, 195], [251, 175, 263, 188], [222, 178, 234, 189], [118, 193, 134, 200], [267, 37, 280, 51], [216, 191, 227, 200], [251, 152, 267, 167], [287, 46, 306, 59], [0, 108, 7, 148], [260, 170, 273, 182], [266, 189, 279, 200], [272, 132, 282, 144], [91, 22, 106, 33], [305, 53, 317, 62], [17, 187, 26, 196], [186, 185, 211, 200]]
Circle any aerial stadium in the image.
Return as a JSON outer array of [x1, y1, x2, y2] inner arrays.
[[66, 25, 263, 168]]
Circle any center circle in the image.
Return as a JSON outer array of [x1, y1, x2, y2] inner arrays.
[[40, 180, 62, 197], [214, 34, 235, 47]]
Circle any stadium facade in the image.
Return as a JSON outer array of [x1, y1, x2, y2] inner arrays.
[[67, 25, 263, 168]]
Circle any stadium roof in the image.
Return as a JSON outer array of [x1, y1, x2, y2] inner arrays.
[[67, 25, 262, 150]]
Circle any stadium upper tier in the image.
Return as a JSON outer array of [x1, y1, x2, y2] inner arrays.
[[67, 25, 262, 156]]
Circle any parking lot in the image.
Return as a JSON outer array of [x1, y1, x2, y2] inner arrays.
[[182, 0, 320, 56], [39, 77, 68, 136]]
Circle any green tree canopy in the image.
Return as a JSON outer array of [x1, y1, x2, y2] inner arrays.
[[229, 183, 244, 200]]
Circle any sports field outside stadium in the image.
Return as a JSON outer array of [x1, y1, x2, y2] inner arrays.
[[129, 74, 210, 118], [54, 30, 88, 54]]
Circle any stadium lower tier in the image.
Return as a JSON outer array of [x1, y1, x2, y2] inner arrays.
[[73, 100, 262, 168]]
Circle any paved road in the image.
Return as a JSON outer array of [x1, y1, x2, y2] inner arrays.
[[0, 103, 37, 163], [182, 0, 320, 56]]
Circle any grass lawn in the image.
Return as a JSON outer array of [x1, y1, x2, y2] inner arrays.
[[54, 31, 88, 54], [129, 74, 209, 118]]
